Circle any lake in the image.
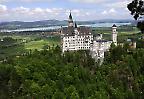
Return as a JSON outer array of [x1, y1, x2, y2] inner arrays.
[[85, 22, 131, 27], [1, 22, 131, 32]]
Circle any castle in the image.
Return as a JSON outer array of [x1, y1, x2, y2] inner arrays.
[[61, 12, 93, 52], [61, 12, 118, 62]]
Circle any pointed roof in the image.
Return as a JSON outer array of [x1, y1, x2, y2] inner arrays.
[[112, 24, 117, 27], [75, 22, 77, 28], [69, 11, 73, 20]]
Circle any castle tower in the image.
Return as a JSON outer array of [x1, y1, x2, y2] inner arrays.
[[112, 24, 118, 45], [74, 22, 79, 50], [74, 22, 79, 35], [68, 11, 74, 27], [75, 22, 77, 28]]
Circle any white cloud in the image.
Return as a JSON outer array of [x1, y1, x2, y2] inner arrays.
[[109, 8, 116, 13], [0, 0, 53, 3], [102, 10, 107, 15], [46, 8, 53, 13], [100, 0, 133, 19], [32, 8, 44, 13], [69, 0, 108, 4], [0, 2, 132, 22], [65, 9, 91, 20], [12, 6, 30, 14], [102, 8, 117, 15], [0, 4, 7, 12], [21, 0, 53, 2], [0, 6, 91, 21], [105, 0, 132, 9]]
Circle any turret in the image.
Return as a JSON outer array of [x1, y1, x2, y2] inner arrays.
[[74, 22, 79, 35], [75, 22, 77, 28], [112, 24, 118, 45], [68, 11, 74, 27]]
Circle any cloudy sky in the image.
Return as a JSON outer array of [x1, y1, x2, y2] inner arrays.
[[0, 0, 133, 22]]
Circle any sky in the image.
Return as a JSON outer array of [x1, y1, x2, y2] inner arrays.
[[0, 0, 133, 22]]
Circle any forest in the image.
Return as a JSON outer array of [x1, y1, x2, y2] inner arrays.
[[0, 42, 144, 98], [0, 0, 144, 98]]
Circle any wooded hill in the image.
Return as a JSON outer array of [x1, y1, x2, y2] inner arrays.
[[0, 44, 144, 99]]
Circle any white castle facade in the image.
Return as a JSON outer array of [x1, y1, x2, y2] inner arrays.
[[61, 13, 118, 62], [61, 12, 93, 52]]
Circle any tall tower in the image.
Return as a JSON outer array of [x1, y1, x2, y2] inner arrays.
[[112, 24, 118, 45], [68, 11, 74, 27], [74, 22, 79, 35]]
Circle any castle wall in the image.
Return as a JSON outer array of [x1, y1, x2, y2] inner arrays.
[[62, 34, 93, 52]]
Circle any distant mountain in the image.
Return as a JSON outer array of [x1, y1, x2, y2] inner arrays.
[[93, 19, 134, 23], [0, 20, 67, 30], [0, 19, 135, 30]]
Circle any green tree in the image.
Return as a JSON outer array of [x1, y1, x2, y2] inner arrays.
[[127, 0, 144, 33]]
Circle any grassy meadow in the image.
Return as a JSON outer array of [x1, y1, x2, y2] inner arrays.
[[0, 35, 61, 60], [25, 39, 60, 50]]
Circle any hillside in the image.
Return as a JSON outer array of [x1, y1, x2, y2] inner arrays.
[[0, 45, 144, 98], [0, 19, 135, 30]]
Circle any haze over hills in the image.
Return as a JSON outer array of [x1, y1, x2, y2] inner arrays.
[[0, 19, 136, 30]]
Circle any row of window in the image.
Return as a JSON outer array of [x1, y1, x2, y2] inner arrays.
[[64, 35, 93, 39], [65, 40, 92, 43], [77, 39, 92, 41], [65, 43, 90, 46], [65, 46, 90, 49], [79, 47, 90, 49], [64, 39, 91, 42], [65, 42, 90, 44], [65, 45, 90, 48]]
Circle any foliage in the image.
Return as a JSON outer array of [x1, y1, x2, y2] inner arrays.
[[127, 0, 144, 33], [0, 45, 144, 98], [137, 39, 144, 48], [0, 37, 17, 47]]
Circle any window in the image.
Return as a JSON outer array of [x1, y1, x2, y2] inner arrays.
[[85, 41, 88, 43]]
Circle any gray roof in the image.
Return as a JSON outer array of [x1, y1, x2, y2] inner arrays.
[[62, 26, 92, 36], [112, 24, 117, 27], [62, 26, 75, 36]]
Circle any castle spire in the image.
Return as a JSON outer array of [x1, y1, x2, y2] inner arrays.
[[68, 11, 74, 27], [75, 21, 77, 28], [69, 11, 73, 20]]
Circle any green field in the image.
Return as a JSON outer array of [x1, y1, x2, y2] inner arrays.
[[0, 35, 61, 60], [25, 39, 60, 50]]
